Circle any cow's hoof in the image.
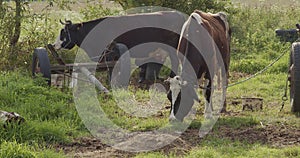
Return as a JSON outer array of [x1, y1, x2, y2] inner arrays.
[[169, 115, 177, 122]]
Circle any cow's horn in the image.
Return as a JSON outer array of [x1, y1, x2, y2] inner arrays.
[[59, 19, 65, 25], [65, 19, 72, 25]]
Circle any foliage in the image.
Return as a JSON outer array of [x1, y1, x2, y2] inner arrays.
[[228, 3, 297, 74], [0, 1, 60, 70], [114, 0, 233, 14], [80, 2, 120, 21]]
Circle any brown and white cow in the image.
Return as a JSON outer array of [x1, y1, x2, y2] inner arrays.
[[166, 10, 231, 121]]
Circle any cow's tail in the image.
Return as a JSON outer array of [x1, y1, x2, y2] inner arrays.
[[177, 12, 203, 66], [178, 12, 203, 53]]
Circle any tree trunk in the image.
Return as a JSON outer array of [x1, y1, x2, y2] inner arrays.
[[8, 0, 22, 69], [10, 0, 21, 47]]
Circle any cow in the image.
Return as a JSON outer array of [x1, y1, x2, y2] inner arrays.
[[52, 11, 187, 83], [166, 10, 231, 121], [52, 10, 231, 122]]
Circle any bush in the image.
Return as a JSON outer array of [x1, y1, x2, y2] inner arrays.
[[0, 1, 60, 70]]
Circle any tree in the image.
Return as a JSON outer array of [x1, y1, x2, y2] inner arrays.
[[10, 0, 22, 47], [114, 0, 232, 14]]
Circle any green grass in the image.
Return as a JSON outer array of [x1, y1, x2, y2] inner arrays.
[[187, 139, 300, 158], [0, 71, 87, 157], [0, 141, 65, 158], [1, 1, 300, 157]]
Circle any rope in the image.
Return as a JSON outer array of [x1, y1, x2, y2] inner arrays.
[[280, 72, 289, 112], [227, 49, 288, 88], [225, 48, 289, 112]]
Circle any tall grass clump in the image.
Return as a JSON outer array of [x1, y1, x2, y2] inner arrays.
[[0, 71, 86, 145], [0, 141, 66, 158], [229, 3, 300, 74]]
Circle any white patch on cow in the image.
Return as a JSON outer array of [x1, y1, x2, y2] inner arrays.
[[167, 76, 186, 121], [169, 76, 187, 105], [169, 109, 176, 121], [53, 35, 63, 50], [190, 12, 203, 25]]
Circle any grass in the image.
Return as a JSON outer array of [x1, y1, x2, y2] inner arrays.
[[1, 0, 300, 157], [0, 66, 298, 158], [0, 141, 66, 158], [187, 140, 300, 158], [136, 140, 300, 158], [0, 71, 87, 157]]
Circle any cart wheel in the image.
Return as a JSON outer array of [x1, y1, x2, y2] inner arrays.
[[290, 42, 300, 112], [32, 47, 51, 85]]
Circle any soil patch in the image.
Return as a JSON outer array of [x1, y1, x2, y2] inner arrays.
[[57, 123, 300, 157], [213, 124, 300, 147]]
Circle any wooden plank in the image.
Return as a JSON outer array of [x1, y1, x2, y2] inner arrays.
[[50, 61, 116, 73]]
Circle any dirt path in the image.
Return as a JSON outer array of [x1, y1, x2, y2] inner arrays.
[[56, 122, 300, 157]]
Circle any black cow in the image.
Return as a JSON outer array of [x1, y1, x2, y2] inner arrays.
[[53, 11, 187, 82]]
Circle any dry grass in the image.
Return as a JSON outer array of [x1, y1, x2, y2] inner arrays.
[[232, 0, 300, 7]]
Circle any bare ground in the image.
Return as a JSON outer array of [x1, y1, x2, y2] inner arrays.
[[56, 119, 300, 158]]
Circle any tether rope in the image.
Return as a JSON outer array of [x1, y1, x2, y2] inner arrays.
[[227, 49, 288, 88]]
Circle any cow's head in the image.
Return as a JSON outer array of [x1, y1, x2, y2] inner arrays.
[[53, 20, 79, 50], [166, 76, 200, 122]]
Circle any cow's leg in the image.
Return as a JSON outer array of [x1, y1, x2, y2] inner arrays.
[[174, 85, 198, 122], [115, 44, 131, 87], [203, 77, 213, 119], [167, 90, 177, 121], [145, 63, 163, 80], [138, 64, 147, 83], [108, 43, 131, 87], [221, 90, 227, 113]]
